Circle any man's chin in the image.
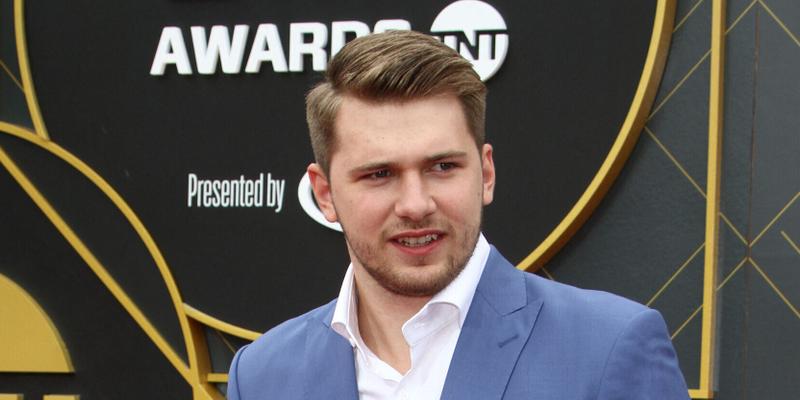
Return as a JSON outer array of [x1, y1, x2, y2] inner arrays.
[[381, 279, 449, 298], [366, 262, 462, 297]]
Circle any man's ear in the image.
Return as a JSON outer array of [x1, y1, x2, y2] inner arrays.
[[307, 163, 338, 222], [481, 144, 496, 206]]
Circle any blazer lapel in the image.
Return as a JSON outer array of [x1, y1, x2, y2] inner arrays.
[[440, 247, 543, 400], [301, 303, 359, 400]]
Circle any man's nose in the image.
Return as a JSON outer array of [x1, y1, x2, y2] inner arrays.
[[394, 174, 436, 221]]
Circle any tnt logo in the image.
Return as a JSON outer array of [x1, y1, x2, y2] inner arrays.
[[430, 0, 509, 81]]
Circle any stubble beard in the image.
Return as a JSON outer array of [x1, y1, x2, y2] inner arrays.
[[343, 215, 482, 298]]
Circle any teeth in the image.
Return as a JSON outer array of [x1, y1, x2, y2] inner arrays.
[[398, 234, 439, 247]]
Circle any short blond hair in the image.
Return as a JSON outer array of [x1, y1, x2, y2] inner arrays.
[[306, 30, 487, 173]]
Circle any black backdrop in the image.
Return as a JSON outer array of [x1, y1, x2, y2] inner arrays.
[[1, 0, 659, 397]]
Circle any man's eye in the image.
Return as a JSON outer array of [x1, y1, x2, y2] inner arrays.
[[432, 162, 456, 172], [369, 170, 391, 179]]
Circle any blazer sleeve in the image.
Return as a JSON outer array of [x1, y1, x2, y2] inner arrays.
[[595, 309, 690, 400], [226, 344, 247, 400]]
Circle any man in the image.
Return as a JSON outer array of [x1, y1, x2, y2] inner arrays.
[[227, 30, 689, 399]]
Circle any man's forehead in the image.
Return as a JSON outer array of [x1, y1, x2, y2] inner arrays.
[[337, 96, 464, 132], [333, 94, 467, 135]]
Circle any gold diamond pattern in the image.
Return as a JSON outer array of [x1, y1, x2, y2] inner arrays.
[[634, 1, 799, 396], [642, 1, 800, 344]]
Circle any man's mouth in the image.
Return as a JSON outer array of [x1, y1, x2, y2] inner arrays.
[[395, 233, 439, 247]]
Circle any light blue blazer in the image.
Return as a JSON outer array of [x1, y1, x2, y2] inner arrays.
[[227, 247, 689, 399]]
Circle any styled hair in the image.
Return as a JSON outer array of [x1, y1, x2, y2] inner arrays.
[[306, 30, 487, 173]]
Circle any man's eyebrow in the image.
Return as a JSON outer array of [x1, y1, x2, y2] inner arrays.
[[349, 161, 392, 175], [427, 151, 468, 162], [348, 152, 469, 175]]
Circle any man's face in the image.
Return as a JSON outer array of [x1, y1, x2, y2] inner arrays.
[[308, 94, 495, 298]]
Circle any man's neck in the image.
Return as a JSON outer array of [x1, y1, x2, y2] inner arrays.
[[353, 268, 430, 374]]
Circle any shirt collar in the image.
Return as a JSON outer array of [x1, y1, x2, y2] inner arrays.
[[426, 233, 489, 327], [331, 234, 490, 345], [331, 263, 359, 346]]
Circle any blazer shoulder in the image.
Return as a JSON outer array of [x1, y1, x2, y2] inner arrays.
[[518, 269, 664, 355], [523, 270, 648, 322], [519, 272, 688, 398], [249, 298, 336, 353], [480, 250, 687, 398], [484, 246, 646, 322], [227, 300, 337, 398]]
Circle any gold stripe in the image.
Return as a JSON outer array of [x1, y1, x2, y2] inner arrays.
[[729, 1, 758, 33], [0, 58, 24, 91], [671, 256, 747, 344], [216, 328, 238, 354], [645, 126, 706, 196], [646, 242, 705, 306], [674, 0, 705, 33], [184, 303, 261, 341], [671, 256, 746, 341], [717, 257, 748, 289], [749, 258, 800, 319], [648, 50, 710, 120], [517, 0, 677, 271], [539, 267, 556, 281], [0, 144, 191, 382], [650, 0, 757, 122], [646, 128, 749, 245], [698, 0, 725, 394], [13, 0, 49, 140], [781, 230, 800, 255], [719, 213, 748, 245], [751, 191, 800, 245], [671, 304, 702, 339], [689, 388, 715, 399], [759, 0, 800, 48], [207, 373, 228, 383]]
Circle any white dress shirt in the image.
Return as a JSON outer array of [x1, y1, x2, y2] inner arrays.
[[331, 234, 490, 400]]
